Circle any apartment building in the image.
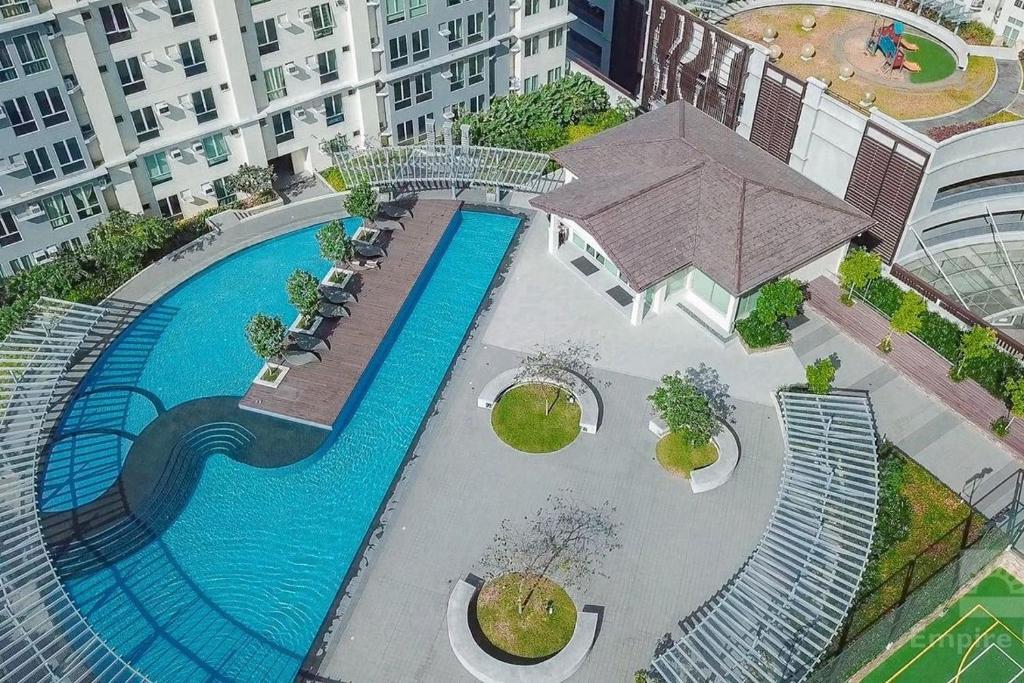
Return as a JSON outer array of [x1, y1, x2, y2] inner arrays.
[[0, 0, 570, 276]]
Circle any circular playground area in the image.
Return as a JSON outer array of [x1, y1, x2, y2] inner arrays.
[[725, 5, 996, 120]]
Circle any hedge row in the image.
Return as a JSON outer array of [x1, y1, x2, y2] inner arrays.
[[857, 275, 1023, 400]]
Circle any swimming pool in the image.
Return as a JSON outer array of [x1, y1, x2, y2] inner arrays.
[[38, 209, 521, 681]]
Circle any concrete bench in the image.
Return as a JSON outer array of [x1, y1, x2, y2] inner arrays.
[[648, 417, 739, 494], [478, 368, 599, 434], [447, 578, 599, 683]]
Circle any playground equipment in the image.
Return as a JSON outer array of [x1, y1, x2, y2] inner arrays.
[[867, 20, 921, 74]]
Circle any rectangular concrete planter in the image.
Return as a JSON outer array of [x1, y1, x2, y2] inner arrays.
[[321, 267, 353, 289], [289, 314, 323, 336], [253, 362, 289, 388], [353, 227, 379, 244]]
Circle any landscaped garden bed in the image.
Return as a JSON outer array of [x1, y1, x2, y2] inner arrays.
[[655, 431, 719, 478], [476, 573, 577, 659], [491, 383, 582, 453]]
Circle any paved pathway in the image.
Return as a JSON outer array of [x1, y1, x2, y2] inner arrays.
[[906, 59, 1023, 133]]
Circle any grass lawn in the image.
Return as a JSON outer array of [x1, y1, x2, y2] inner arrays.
[[476, 573, 577, 659], [905, 34, 956, 84], [846, 447, 987, 637], [491, 384, 581, 453], [656, 431, 719, 479]]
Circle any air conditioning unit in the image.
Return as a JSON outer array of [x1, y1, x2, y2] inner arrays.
[[201, 182, 215, 196], [142, 51, 158, 67], [63, 75, 79, 93], [298, 8, 312, 21], [165, 44, 180, 60], [285, 61, 300, 74], [44, 21, 61, 38], [21, 203, 45, 220], [153, 0, 169, 8], [155, 101, 172, 115], [277, 14, 291, 28], [305, 55, 319, 69], [178, 94, 192, 109], [440, 70, 453, 79], [128, 3, 146, 15], [169, 148, 184, 160], [438, 27, 451, 37], [192, 142, 205, 154], [180, 188, 195, 203], [293, 107, 306, 119], [0, 107, 7, 121]]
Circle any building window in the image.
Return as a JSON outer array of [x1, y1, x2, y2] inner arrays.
[[0, 1, 31, 19], [272, 111, 293, 142], [0, 41, 16, 82], [99, 4, 132, 44], [393, 79, 412, 110], [0, 211, 22, 247], [25, 148, 55, 183], [131, 106, 160, 142], [255, 18, 279, 55], [567, 30, 601, 67], [450, 60, 465, 91], [467, 12, 485, 43], [385, 0, 405, 24], [70, 186, 102, 219], [324, 94, 344, 125], [310, 3, 335, 38], [191, 88, 218, 123], [202, 132, 229, 165], [317, 49, 338, 83], [524, 0, 539, 16], [264, 66, 287, 101], [2, 96, 36, 136], [550, 0, 563, 7], [180, 39, 206, 77], [568, 0, 604, 31], [168, 0, 195, 25], [416, 113, 433, 142], [144, 151, 172, 185], [42, 195, 73, 229], [213, 177, 235, 206], [9, 256, 33, 273], [468, 54, 484, 85], [547, 66, 562, 83], [411, 28, 429, 61], [116, 56, 146, 95], [53, 138, 86, 174], [12, 32, 49, 74], [548, 27, 563, 48], [445, 18, 463, 50], [469, 93, 485, 112], [396, 120, 414, 145], [409, 0, 427, 17], [415, 71, 432, 103], [524, 35, 539, 57], [158, 194, 182, 219], [389, 35, 408, 69], [523, 74, 539, 92]]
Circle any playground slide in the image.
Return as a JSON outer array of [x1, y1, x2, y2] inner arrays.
[[902, 59, 921, 72], [901, 39, 919, 51]]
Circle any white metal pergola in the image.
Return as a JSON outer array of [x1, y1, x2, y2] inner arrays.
[[653, 391, 879, 682], [0, 298, 151, 682]]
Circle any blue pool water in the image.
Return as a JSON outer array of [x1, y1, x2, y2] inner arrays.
[[39, 210, 521, 681]]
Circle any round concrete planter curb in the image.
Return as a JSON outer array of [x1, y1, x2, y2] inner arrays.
[[477, 368, 600, 434], [447, 577, 600, 683], [648, 416, 740, 494]]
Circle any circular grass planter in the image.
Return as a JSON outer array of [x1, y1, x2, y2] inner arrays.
[[491, 383, 582, 453], [656, 431, 719, 479], [476, 573, 577, 660]]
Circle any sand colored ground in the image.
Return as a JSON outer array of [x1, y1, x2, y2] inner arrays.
[[726, 5, 996, 120]]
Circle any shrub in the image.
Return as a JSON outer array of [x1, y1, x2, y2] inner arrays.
[[525, 122, 568, 152], [806, 357, 837, 394], [992, 416, 1010, 437], [565, 123, 600, 145], [286, 270, 320, 320], [959, 20, 995, 46], [863, 444, 913, 586], [735, 314, 790, 348], [245, 314, 286, 361], [320, 167, 346, 192], [648, 371, 718, 446], [754, 278, 804, 324], [860, 277, 904, 316], [963, 349, 1022, 398], [226, 163, 275, 197], [317, 220, 352, 265], [917, 311, 962, 361], [344, 180, 378, 222], [87, 210, 176, 286], [952, 326, 997, 381]]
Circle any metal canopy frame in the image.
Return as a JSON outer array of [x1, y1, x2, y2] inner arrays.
[[653, 391, 879, 682], [0, 298, 151, 682]]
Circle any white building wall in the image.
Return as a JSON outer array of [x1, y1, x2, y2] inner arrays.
[[788, 78, 867, 198], [512, 0, 574, 92]]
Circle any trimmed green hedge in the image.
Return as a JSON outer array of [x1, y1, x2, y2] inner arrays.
[[735, 315, 790, 348]]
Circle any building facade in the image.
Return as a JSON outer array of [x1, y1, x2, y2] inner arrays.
[[0, 0, 570, 276]]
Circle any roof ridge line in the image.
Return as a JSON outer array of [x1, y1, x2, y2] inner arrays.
[[744, 179, 871, 220], [736, 179, 746, 293], [580, 160, 706, 219]]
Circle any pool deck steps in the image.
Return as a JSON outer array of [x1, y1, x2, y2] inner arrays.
[[239, 198, 463, 429]]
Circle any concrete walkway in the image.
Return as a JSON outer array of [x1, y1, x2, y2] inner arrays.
[[906, 59, 1024, 132]]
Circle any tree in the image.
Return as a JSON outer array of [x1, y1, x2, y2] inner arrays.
[[515, 340, 598, 416], [838, 249, 882, 305], [316, 220, 353, 265], [806, 357, 837, 394], [226, 163, 275, 197], [648, 371, 718, 446], [286, 270, 320, 321], [952, 325, 997, 381], [880, 291, 925, 353], [245, 314, 286, 362], [344, 180, 379, 224], [524, 122, 568, 152], [754, 278, 805, 325], [87, 210, 175, 285], [1003, 377, 1024, 432], [481, 491, 620, 615]]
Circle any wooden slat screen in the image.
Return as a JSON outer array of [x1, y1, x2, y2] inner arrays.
[[748, 64, 805, 163]]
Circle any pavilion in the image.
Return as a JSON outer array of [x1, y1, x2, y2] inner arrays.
[[531, 100, 877, 335]]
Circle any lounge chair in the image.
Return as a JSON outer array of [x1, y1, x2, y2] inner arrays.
[[319, 287, 355, 304], [374, 219, 403, 232], [288, 335, 329, 353], [283, 348, 319, 366], [318, 302, 350, 318], [355, 243, 385, 259], [380, 205, 411, 220]]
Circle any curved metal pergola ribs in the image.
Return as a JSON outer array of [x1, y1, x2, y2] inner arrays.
[[653, 390, 879, 682], [332, 142, 559, 194], [0, 298, 151, 682]]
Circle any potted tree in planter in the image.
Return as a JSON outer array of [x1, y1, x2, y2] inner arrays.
[[316, 220, 354, 287], [226, 163, 276, 208], [247, 313, 288, 388], [286, 269, 323, 335], [805, 356, 837, 394], [838, 249, 882, 306], [952, 325, 996, 382], [344, 180, 380, 243], [648, 371, 720, 478], [879, 290, 925, 354]]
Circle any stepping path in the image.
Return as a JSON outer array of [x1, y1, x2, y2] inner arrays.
[[905, 59, 1023, 133]]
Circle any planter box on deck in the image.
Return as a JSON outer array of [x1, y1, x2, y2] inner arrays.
[[253, 362, 289, 388]]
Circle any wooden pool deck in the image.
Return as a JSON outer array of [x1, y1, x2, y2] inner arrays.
[[239, 199, 462, 429]]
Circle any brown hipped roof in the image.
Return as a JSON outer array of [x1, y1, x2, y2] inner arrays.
[[530, 101, 876, 295]]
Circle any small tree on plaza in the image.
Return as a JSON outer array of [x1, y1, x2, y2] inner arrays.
[[481, 491, 620, 615], [316, 220, 353, 266], [838, 249, 882, 306], [805, 357, 837, 395], [245, 314, 286, 363], [344, 180, 379, 225], [514, 340, 598, 416], [995, 377, 1024, 437], [754, 278, 805, 324], [226, 163, 275, 198], [880, 291, 926, 353], [648, 371, 718, 446], [952, 325, 997, 381], [286, 270, 320, 324]]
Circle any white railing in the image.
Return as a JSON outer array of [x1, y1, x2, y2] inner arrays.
[[0, 298, 151, 682]]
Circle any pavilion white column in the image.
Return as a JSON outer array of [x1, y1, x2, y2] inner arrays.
[[547, 213, 560, 255], [630, 292, 645, 326], [651, 283, 668, 315]]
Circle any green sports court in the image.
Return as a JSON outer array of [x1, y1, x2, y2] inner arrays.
[[863, 569, 1024, 682]]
